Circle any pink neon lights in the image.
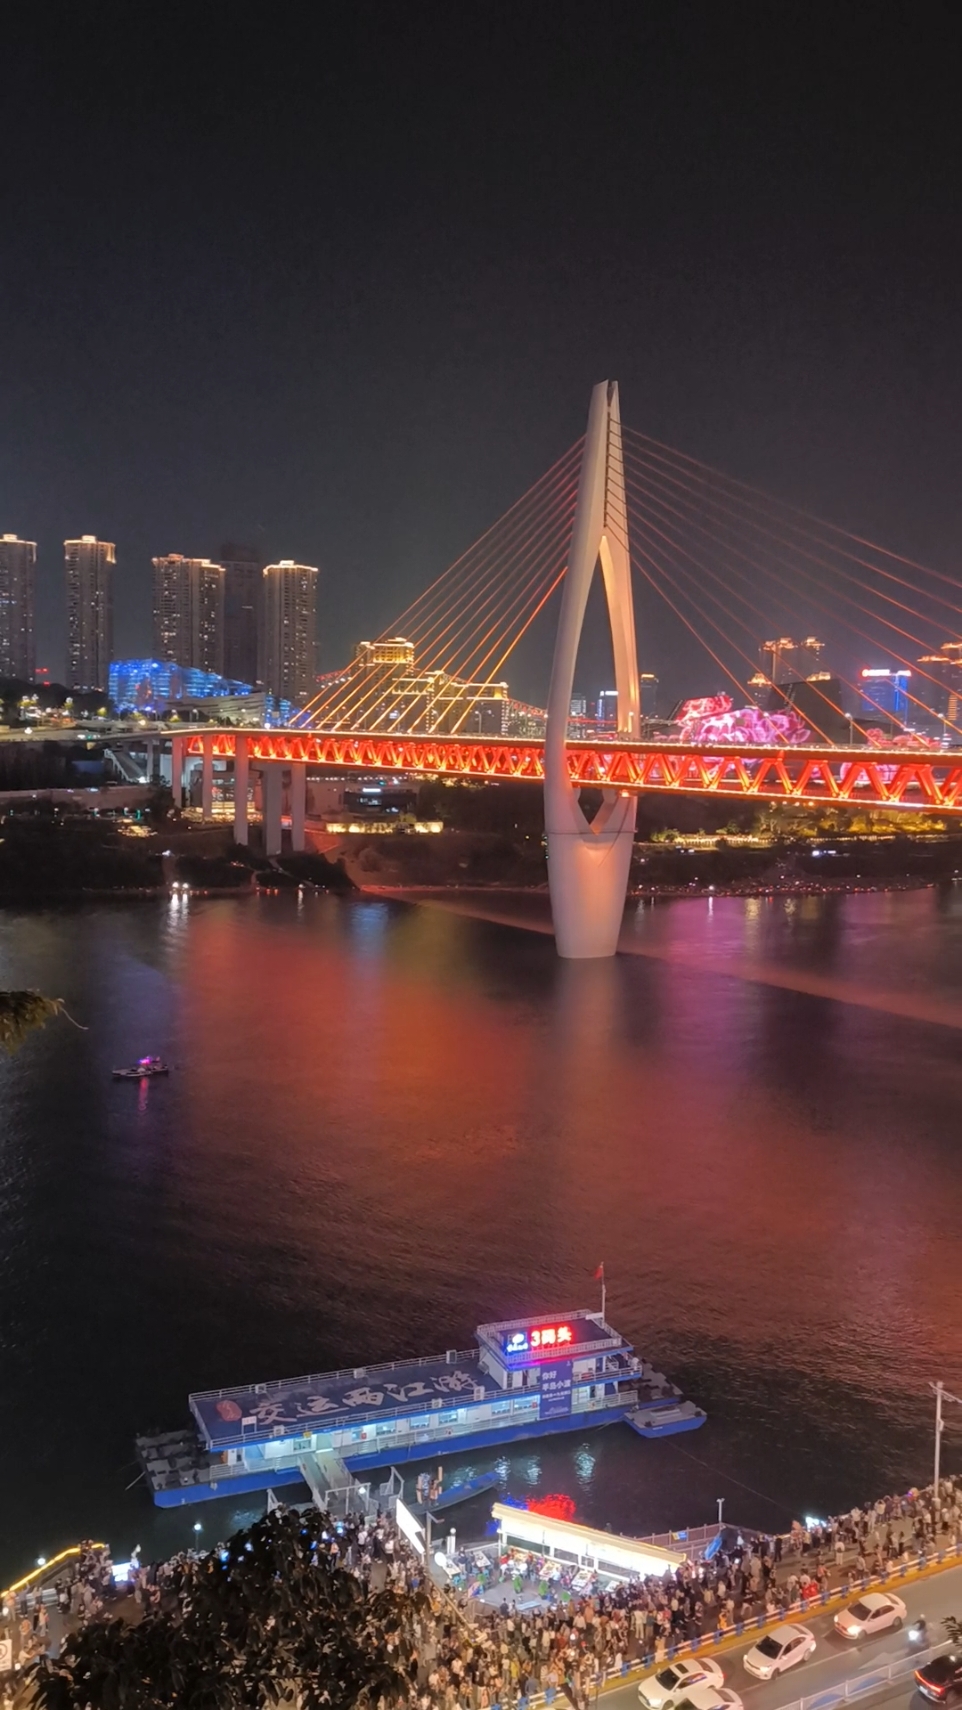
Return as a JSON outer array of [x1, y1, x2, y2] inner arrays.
[[672, 693, 812, 747]]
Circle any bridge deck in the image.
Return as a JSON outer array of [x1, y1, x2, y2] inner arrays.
[[182, 730, 962, 812]]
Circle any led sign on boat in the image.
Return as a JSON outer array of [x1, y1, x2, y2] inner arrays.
[[503, 1324, 573, 1357]]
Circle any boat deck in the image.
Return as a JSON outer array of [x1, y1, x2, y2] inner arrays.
[[191, 1349, 503, 1451]]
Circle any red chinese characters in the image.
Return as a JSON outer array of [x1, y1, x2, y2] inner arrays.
[[529, 1324, 573, 1350]]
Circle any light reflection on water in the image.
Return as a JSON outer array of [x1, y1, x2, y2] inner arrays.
[[1, 887, 962, 1579]]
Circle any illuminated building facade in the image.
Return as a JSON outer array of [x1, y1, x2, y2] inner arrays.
[[109, 657, 253, 713], [152, 555, 225, 675], [918, 644, 962, 728], [354, 637, 415, 669], [859, 667, 910, 721], [66, 535, 114, 690], [0, 533, 37, 679], [260, 560, 318, 703], [221, 542, 262, 686]]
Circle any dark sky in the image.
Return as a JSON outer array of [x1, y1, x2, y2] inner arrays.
[[2, 2, 961, 699]]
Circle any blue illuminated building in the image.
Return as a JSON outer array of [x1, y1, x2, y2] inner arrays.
[[859, 668, 911, 721], [109, 658, 253, 713]]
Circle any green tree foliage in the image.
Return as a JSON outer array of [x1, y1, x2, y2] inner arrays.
[[0, 990, 67, 1054], [32, 1507, 427, 1710]]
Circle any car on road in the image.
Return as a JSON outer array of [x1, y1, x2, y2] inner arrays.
[[915, 1655, 962, 1702], [672, 1689, 744, 1710], [637, 1658, 725, 1708], [743, 1624, 816, 1680], [833, 1592, 907, 1640]]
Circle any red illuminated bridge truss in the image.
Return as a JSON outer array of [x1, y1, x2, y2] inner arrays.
[[186, 731, 962, 813]]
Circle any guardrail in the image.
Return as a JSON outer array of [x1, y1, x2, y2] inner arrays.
[[1, 1544, 107, 1609], [624, 1537, 962, 1675], [633, 1521, 723, 1554], [191, 1348, 481, 1403], [777, 1640, 949, 1710], [498, 1537, 962, 1710]]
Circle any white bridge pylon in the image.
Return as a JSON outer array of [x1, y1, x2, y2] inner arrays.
[[545, 380, 639, 958]]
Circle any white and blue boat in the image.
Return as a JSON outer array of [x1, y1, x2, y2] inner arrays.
[[137, 1309, 705, 1507]]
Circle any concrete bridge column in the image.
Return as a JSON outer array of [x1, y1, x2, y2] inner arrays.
[[263, 763, 283, 856], [234, 735, 249, 845], [171, 735, 185, 807], [291, 763, 307, 853], [145, 739, 156, 784], [201, 735, 214, 822], [544, 380, 639, 958]]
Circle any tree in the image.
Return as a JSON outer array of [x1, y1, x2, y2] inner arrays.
[[0, 990, 69, 1054], [32, 1507, 428, 1710]]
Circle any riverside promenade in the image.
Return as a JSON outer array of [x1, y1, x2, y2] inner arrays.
[[5, 1479, 962, 1701]]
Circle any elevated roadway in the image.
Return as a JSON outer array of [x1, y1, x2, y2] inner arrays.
[[600, 1560, 962, 1710]]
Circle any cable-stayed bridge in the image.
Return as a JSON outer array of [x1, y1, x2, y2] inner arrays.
[[173, 381, 962, 956]]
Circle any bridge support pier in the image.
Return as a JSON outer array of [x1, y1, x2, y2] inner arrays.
[[171, 735, 185, 808], [544, 380, 639, 958], [263, 764, 282, 857], [291, 763, 306, 853], [201, 735, 214, 822], [234, 735, 249, 845]]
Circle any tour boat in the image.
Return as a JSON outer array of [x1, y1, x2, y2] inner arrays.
[[112, 1056, 170, 1080], [136, 1310, 705, 1507]]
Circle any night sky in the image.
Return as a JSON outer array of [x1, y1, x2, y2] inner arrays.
[[2, 4, 961, 700]]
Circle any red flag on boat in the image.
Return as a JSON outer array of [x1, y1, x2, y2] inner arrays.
[[593, 1263, 604, 1280]]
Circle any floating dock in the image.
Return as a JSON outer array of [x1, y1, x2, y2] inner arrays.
[[137, 1310, 705, 1507]]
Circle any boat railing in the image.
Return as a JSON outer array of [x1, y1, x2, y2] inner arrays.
[[632, 1520, 722, 1552], [189, 1373, 631, 1455], [191, 1348, 481, 1404]]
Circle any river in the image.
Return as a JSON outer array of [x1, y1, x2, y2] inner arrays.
[[2, 885, 962, 1582]]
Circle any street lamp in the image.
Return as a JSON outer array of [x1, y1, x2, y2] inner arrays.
[[929, 1381, 962, 1502]]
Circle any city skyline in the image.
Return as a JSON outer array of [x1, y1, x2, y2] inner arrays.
[[3, 513, 961, 725], [3, 11, 961, 708]]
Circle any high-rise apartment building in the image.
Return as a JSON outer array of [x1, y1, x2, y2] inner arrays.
[[220, 542, 262, 686], [65, 535, 115, 690], [260, 560, 318, 703], [152, 555, 225, 675], [0, 534, 37, 680], [918, 644, 962, 727]]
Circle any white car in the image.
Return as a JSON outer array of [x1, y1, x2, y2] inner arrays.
[[672, 1690, 744, 1710], [743, 1624, 816, 1680], [638, 1658, 725, 1709], [834, 1592, 907, 1640]]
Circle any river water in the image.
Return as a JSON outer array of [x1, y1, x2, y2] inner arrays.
[[2, 885, 962, 1582]]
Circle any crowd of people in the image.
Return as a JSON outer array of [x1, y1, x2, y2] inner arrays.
[[3, 1539, 121, 1672], [5, 1475, 962, 1707], [385, 1476, 962, 1710]]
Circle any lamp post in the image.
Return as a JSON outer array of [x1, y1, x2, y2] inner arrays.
[[929, 1382, 962, 1504]]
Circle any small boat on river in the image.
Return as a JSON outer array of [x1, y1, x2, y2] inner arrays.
[[113, 1056, 170, 1080]]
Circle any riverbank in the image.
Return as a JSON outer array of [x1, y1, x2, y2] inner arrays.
[[6, 1469, 962, 1692], [364, 871, 942, 902]]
